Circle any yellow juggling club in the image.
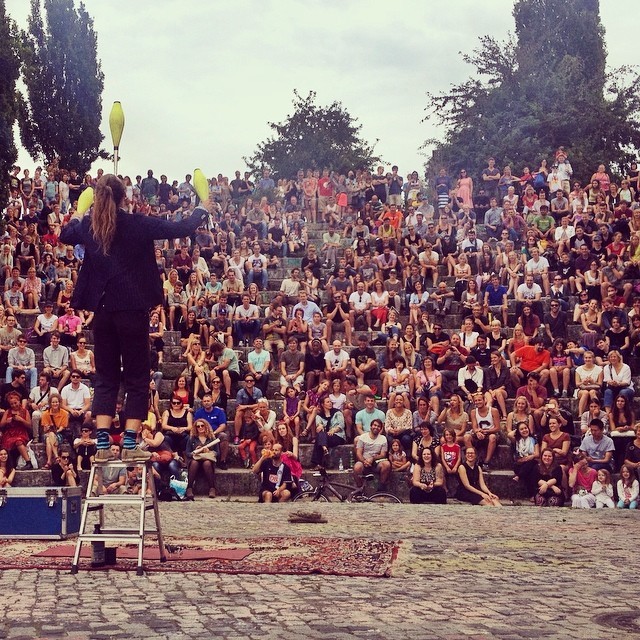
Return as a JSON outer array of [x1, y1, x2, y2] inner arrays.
[[109, 101, 125, 175], [193, 168, 209, 204], [77, 187, 94, 215]]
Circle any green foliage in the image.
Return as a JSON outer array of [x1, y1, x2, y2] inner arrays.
[[18, 0, 106, 174], [424, 0, 640, 185], [245, 90, 380, 180], [0, 0, 21, 206]]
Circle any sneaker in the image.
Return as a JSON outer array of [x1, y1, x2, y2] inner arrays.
[[243, 458, 251, 468], [233, 437, 240, 445], [121, 448, 153, 462], [208, 488, 217, 499], [185, 487, 194, 500], [217, 460, 228, 470], [238, 340, 244, 348], [95, 449, 112, 462], [561, 390, 568, 398], [481, 463, 490, 473], [273, 391, 285, 400]]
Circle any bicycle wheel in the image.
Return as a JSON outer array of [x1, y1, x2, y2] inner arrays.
[[367, 492, 402, 504], [293, 491, 329, 503]]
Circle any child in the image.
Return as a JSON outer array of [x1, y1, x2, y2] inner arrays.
[[282, 385, 301, 437], [0, 448, 15, 487], [617, 464, 639, 509], [388, 438, 410, 472], [592, 468, 615, 508], [440, 427, 462, 476], [237, 410, 260, 467], [328, 379, 347, 411]]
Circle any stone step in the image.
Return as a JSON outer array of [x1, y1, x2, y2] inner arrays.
[[192, 467, 525, 501]]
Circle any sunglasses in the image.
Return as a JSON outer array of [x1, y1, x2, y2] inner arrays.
[[61, 456, 70, 460], [171, 400, 182, 405]]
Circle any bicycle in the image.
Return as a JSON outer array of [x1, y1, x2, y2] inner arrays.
[[293, 468, 402, 503]]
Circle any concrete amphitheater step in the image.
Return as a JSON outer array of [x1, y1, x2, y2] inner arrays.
[[192, 467, 526, 501]]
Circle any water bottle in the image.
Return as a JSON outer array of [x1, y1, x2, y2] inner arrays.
[[338, 458, 344, 472]]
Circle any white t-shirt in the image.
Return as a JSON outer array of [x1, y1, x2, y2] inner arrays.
[[61, 383, 91, 411], [348, 291, 371, 311], [37, 313, 59, 332], [325, 350, 350, 371], [516, 282, 542, 300], [526, 256, 549, 274], [357, 433, 388, 459], [576, 364, 603, 387]]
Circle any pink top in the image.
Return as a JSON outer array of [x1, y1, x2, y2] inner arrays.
[[58, 314, 82, 333]]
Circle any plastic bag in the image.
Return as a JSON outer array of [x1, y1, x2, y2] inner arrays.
[[169, 475, 187, 499]]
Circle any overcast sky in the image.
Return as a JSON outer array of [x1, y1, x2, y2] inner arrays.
[[6, 0, 638, 181]]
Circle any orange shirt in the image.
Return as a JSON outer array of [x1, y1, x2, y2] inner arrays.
[[514, 345, 550, 372]]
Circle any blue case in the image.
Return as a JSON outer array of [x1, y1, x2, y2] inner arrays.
[[0, 487, 82, 539]]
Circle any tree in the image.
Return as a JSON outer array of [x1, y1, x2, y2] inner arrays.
[[18, 0, 106, 174], [245, 90, 380, 180], [0, 0, 21, 207], [423, 0, 640, 186]]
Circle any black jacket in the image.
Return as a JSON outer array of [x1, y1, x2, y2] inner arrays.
[[60, 208, 207, 312]]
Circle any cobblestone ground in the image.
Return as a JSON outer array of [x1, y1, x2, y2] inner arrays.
[[1, 500, 639, 639]]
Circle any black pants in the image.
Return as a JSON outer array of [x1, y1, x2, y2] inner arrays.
[[409, 485, 447, 504], [93, 308, 149, 421], [311, 433, 345, 466]]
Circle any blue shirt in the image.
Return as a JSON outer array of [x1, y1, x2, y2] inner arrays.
[[235, 386, 263, 406], [485, 284, 507, 306], [194, 406, 227, 431]]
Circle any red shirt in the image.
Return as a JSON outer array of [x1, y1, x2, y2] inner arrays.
[[515, 383, 548, 405], [317, 177, 334, 197], [514, 345, 550, 372]]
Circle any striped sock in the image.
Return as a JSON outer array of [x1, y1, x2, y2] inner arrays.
[[96, 429, 110, 450], [122, 429, 137, 450]]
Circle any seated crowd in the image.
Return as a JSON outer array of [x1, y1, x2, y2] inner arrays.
[[1, 153, 640, 509]]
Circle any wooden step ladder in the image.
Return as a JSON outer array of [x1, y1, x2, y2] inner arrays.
[[70, 459, 166, 576]]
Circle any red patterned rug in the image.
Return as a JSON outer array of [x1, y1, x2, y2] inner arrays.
[[0, 536, 399, 577]]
